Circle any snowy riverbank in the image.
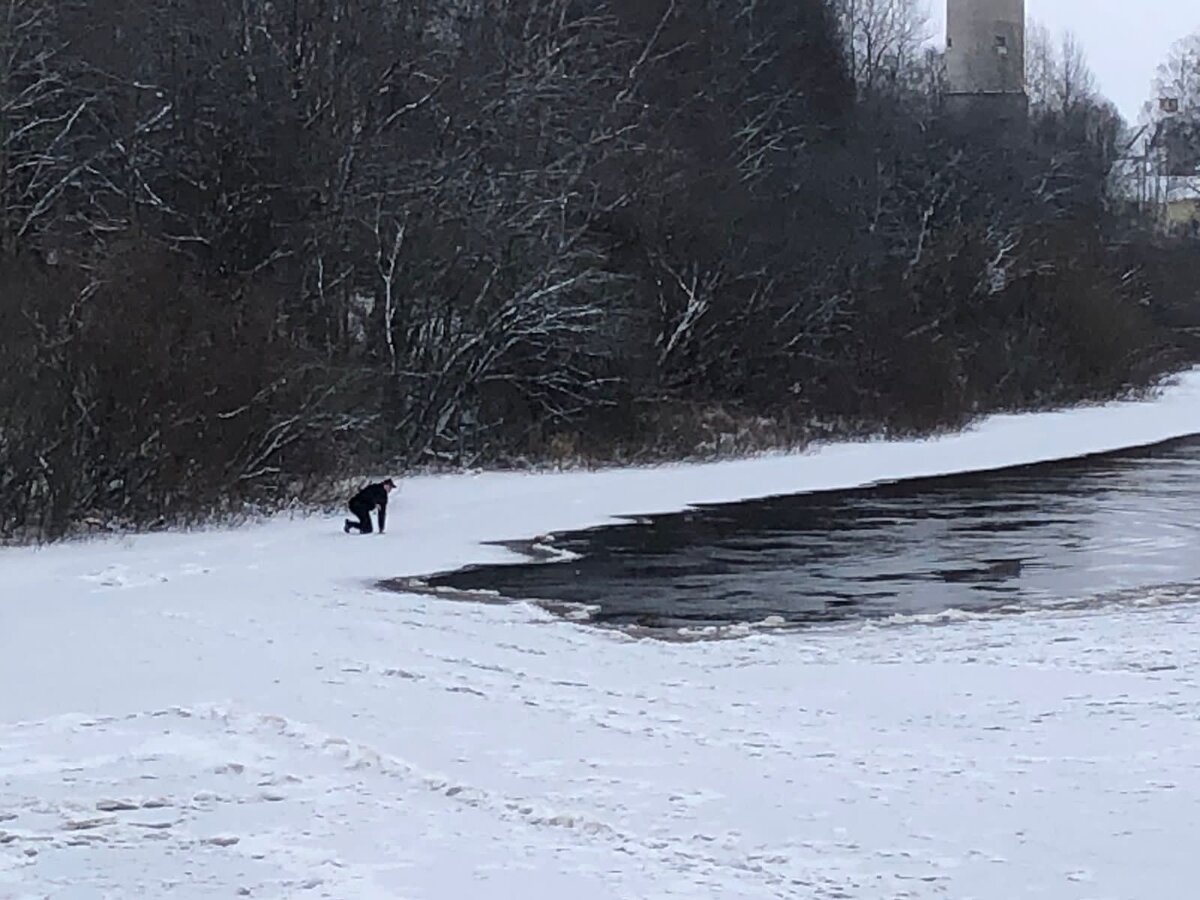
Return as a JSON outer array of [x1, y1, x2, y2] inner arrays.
[[5, 368, 1200, 898]]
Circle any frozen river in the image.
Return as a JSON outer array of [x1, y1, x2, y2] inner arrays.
[[428, 437, 1200, 628]]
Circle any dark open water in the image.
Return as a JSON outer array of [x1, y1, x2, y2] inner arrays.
[[423, 438, 1200, 628]]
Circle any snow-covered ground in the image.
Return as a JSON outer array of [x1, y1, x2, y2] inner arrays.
[[5, 370, 1200, 899]]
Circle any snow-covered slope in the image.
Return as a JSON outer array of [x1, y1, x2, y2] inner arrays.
[[4, 369, 1200, 899]]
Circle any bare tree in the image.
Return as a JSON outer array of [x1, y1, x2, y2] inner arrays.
[[1152, 32, 1200, 115], [834, 0, 930, 95], [1026, 21, 1097, 114], [1148, 31, 1200, 178], [0, 0, 122, 256]]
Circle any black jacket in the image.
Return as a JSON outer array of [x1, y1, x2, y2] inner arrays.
[[350, 482, 389, 531]]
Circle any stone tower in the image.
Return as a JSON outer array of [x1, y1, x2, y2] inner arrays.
[[945, 0, 1027, 121]]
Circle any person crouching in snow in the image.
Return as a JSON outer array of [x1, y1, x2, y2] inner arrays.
[[344, 478, 395, 534]]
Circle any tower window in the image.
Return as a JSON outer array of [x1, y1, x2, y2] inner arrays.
[[994, 35, 1007, 48]]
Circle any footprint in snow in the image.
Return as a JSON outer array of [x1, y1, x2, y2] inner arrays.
[[80, 565, 168, 589], [95, 799, 140, 812], [62, 816, 116, 831]]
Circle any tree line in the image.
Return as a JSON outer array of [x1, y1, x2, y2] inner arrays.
[[1, 0, 1197, 539]]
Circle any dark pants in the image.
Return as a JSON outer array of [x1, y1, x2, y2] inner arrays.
[[345, 497, 373, 533]]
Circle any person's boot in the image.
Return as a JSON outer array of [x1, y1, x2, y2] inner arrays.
[[343, 520, 352, 534]]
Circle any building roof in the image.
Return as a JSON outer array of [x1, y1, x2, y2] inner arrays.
[[1163, 176, 1200, 203]]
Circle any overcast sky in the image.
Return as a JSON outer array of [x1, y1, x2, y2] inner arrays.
[[925, 0, 1200, 123]]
